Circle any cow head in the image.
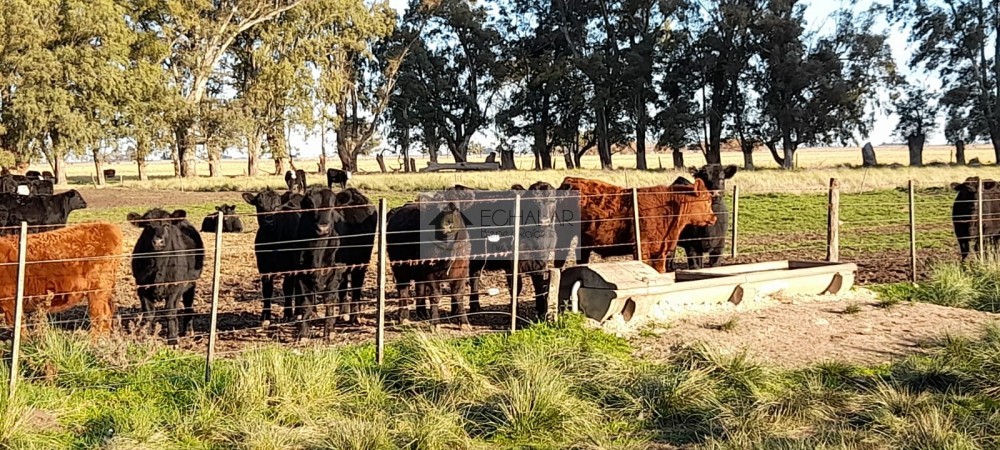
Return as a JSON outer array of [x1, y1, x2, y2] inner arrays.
[[243, 189, 285, 226], [423, 186, 474, 244], [127, 208, 188, 251], [300, 188, 340, 236], [677, 178, 717, 227], [335, 188, 375, 225], [215, 204, 237, 215], [952, 177, 999, 194], [62, 189, 88, 212], [689, 165, 737, 198]]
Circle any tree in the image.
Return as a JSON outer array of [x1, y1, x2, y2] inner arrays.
[[395, 0, 509, 164], [131, 0, 308, 178], [893, 82, 938, 167], [756, 4, 893, 169], [653, 12, 702, 169], [893, 0, 1000, 165]]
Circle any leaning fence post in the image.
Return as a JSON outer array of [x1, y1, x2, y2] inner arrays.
[[827, 178, 840, 263], [376, 199, 388, 365], [631, 188, 643, 263], [731, 185, 740, 259], [8, 222, 27, 400], [205, 211, 224, 383], [510, 194, 521, 333], [978, 177, 985, 260], [909, 180, 917, 284]]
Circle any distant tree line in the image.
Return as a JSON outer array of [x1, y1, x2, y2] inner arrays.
[[0, 0, 995, 181]]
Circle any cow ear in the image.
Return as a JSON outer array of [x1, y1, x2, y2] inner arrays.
[[126, 212, 144, 227], [170, 210, 187, 220], [511, 184, 525, 191], [951, 182, 961, 191], [688, 166, 698, 175], [335, 191, 352, 206], [242, 192, 256, 204], [671, 176, 692, 186], [986, 181, 998, 190], [723, 165, 738, 179]]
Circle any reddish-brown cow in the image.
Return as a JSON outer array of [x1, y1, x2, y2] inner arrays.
[[0, 222, 123, 335], [557, 177, 716, 273]]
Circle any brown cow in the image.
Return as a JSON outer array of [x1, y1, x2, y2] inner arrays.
[[556, 177, 716, 273], [0, 222, 123, 334]]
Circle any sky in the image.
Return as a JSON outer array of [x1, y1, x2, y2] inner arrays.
[[286, 0, 938, 159]]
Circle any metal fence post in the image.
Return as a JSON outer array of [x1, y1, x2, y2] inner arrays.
[[731, 185, 740, 259], [909, 180, 917, 284], [376, 199, 387, 364], [205, 211, 224, 383], [8, 222, 27, 400], [827, 178, 840, 263], [511, 194, 521, 333], [632, 187, 643, 262], [978, 177, 985, 260]]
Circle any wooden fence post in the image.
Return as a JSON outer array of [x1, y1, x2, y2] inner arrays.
[[632, 188, 643, 263], [376, 199, 388, 364], [827, 178, 840, 262], [909, 180, 917, 284], [978, 177, 985, 260], [510, 194, 521, 333], [205, 211, 224, 383], [8, 222, 27, 400], [731, 185, 740, 259]]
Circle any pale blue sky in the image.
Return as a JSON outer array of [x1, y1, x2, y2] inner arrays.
[[289, 0, 937, 158]]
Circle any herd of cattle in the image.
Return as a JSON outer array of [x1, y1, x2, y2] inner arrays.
[[0, 166, 998, 344]]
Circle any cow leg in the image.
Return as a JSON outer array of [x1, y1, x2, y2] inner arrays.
[[137, 287, 155, 327], [87, 291, 115, 336], [415, 281, 429, 320], [531, 271, 548, 321], [282, 275, 297, 321], [451, 279, 470, 330], [580, 248, 592, 266], [708, 247, 723, 268], [165, 291, 182, 346], [397, 282, 412, 324], [468, 273, 481, 313], [181, 285, 196, 337], [261, 275, 274, 324], [350, 268, 365, 323], [295, 276, 313, 341], [429, 282, 441, 328]]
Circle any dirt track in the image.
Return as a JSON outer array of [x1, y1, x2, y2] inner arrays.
[[7, 188, 987, 368]]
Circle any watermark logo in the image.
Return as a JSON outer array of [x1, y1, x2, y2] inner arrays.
[[417, 189, 580, 261]]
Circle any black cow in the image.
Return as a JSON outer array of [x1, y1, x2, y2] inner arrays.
[[200, 204, 244, 233], [0, 189, 87, 234], [103, 169, 117, 179], [671, 165, 737, 269], [25, 171, 41, 180], [128, 208, 205, 345], [387, 187, 473, 327], [329, 188, 377, 325], [952, 177, 1000, 261], [467, 182, 558, 319], [284, 169, 307, 193], [41, 171, 54, 181], [0, 175, 51, 195], [290, 188, 344, 339], [326, 168, 351, 190], [243, 188, 304, 324]]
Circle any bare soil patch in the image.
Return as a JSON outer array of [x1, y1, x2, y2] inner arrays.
[[632, 289, 1000, 368]]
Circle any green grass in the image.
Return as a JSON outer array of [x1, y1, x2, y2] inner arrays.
[[842, 303, 863, 315], [6, 315, 1000, 448], [876, 256, 1000, 313]]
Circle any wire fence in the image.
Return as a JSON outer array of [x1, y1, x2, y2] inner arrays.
[[2, 176, 1000, 398]]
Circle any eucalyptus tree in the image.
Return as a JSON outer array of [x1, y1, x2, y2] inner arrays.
[[893, 82, 938, 167]]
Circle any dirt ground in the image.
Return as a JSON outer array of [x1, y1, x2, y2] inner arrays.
[[7, 188, 991, 370], [630, 289, 1000, 368]]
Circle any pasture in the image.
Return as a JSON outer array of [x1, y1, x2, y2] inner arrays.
[[3, 148, 1000, 448]]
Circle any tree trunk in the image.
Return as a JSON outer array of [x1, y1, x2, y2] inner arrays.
[[534, 96, 553, 170], [672, 147, 685, 169], [596, 106, 613, 170], [767, 141, 785, 167], [247, 133, 260, 177], [861, 142, 877, 167], [267, 130, 289, 175], [956, 139, 967, 165], [173, 122, 197, 178], [564, 147, 575, 169], [742, 147, 754, 170], [319, 118, 328, 174], [907, 134, 925, 167], [992, 131, 1000, 166], [401, 124, 411, 172], [781, 141, 795, 170], [93, 149, 105, 186], [705, 114, 723, 165], [336, 132, 358, 172], [208, 144, 222, 177], [376, 152, 388, 173], [137, 159, 148, 182], [53, 156, 67, 186], [500, 148, 516, 170], [635, 92, 648, 170]]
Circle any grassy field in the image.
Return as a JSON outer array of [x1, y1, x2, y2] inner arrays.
[[5, 314, 1000, 449]]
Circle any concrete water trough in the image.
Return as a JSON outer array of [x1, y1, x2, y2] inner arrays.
[[557, 260, 857, 325]]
